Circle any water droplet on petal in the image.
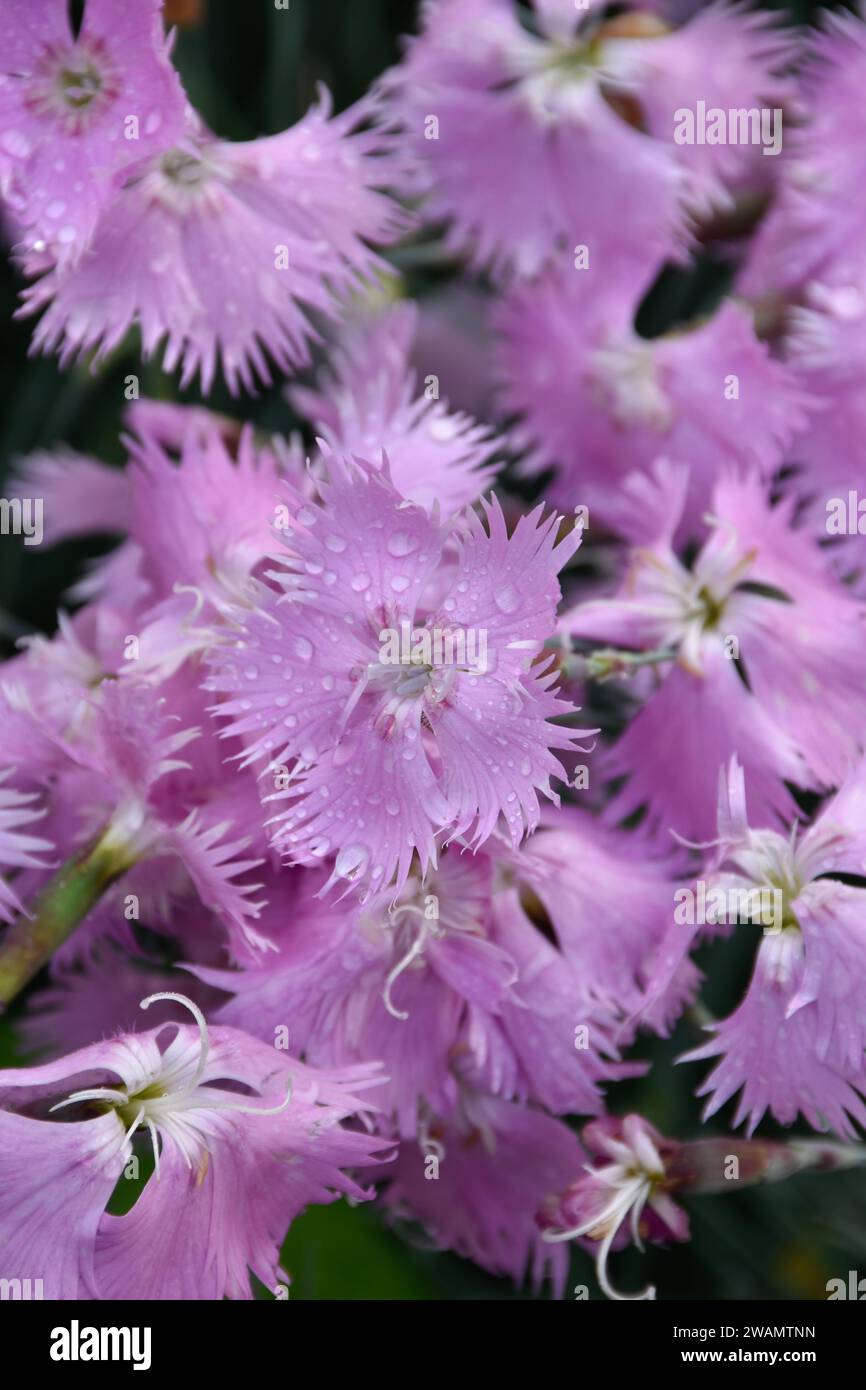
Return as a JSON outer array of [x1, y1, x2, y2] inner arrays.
[[496, 585, 520, 614], [2, 130, 31, 158], [387, 531, 418, 557], [335, 843, 369, 880]]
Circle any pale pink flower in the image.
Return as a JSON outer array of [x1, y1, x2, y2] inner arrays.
[[0, 0, 188, 265], [208, 458, 590, 895], [20, 92, 410, 393]]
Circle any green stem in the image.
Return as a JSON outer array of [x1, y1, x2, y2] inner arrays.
[[553, 643, 679, 682], [0, 828, 135, 1009]]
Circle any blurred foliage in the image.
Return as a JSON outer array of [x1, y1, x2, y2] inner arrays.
[[0, 0, 862, 1300]]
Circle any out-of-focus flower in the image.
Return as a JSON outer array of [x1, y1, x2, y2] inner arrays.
[[0, 0, 188, 265], [290, 300, 500, 515], [510, 805, 699, 1036], [200, 842, 633, 1136], [643, 758, 866, 1136], [381, 1089, 584, 1294], [0, 674, 269, 958], [11, 404, 306, 654], [742, 8, 866, 299], [0, 773, 52, 922], [8, 448, 129, 544], [782, 285, 866, 572], [387, 0, 793, 279], [19, 92, 410, 393], [561, 464, 866, 839], [497, 263, 809, 534]]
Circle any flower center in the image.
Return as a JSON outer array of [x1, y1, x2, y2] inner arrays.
[[543, 39, 601, 80], [50, 993, 293, 1179], [27, 39, 117, 129], [543, 1129, 665, 1300], [695, 585, 725, 631], [346, 621, 488, 741], [112, 1081, 170, 1131], [589, 339, 673, 431], [724, 828, 807, 933], [146, 147, 230, 212], [160, 149, 210, 188], [58, 59, 104, 108], [367, 653, 440, 701]]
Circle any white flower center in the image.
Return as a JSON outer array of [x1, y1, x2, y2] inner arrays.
[[27, 39, 117, 130], [543, 1124, 665, 1301], [142, 147, 232, 213], [716, 824, 815, 935], [51, 993, 292, 1180], [589, 338, 673, 431], [626, 525, 759, 675]]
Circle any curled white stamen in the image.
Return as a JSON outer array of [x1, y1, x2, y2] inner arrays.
[[50, 1086, 129, 1112], [669, 828, 729, 853], [542, 1170, 657, 1302], [418, 1112, 446, 1163], [50, 994, 295, 1184], [383, 918, 431, 1021], [389, 904, 428, 926], [140, 991, 210, 1091], [173, 583, 207, 624]]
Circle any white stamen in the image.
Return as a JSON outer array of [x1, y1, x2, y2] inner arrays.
[[140, 991, 210, 1091], [543, 1165, 658, 1301], [383, 912, 432, 1021], [50, 1086, 129, 1111], [52, 993, 295, 1184]]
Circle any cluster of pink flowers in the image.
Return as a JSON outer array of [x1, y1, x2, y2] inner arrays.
[[1, 0, 865, 1302]]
